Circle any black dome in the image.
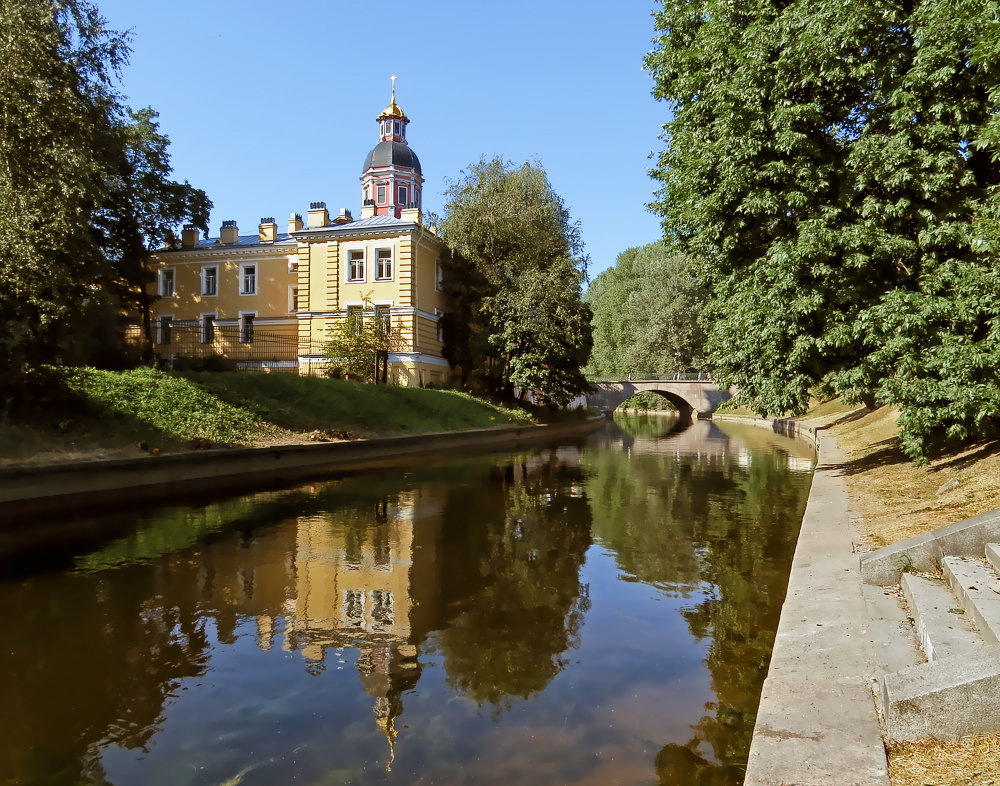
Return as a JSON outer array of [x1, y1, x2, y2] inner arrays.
[[362, 140, 421, 174]]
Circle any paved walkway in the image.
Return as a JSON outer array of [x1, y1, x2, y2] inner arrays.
[[718, 418, 890, 785]]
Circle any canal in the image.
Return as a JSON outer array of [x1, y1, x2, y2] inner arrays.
[[0, 415, 814, 785]]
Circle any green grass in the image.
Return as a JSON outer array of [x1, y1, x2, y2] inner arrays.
[[0, 367, 534, 464]]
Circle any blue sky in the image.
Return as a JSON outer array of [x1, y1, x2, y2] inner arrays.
[[97, 0, 668, 279]]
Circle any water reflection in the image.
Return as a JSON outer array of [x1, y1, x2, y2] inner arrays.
[[0, 416, 812, 785]]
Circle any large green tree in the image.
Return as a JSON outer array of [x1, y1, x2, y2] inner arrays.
[[586, 241, 706, 379], [440, 157, 593, 406], [0, 0, 209, 407], [646, 0, 1000, 460]]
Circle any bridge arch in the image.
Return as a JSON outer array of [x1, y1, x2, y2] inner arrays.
[[585, 380, 733, 417]]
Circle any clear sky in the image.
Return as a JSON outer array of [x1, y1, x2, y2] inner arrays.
[[96, 0, 668, 279]]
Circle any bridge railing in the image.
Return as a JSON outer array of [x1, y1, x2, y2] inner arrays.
[[588, 372, 717, 383]]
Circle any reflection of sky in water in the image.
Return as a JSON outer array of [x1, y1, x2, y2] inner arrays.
[[0, 415, 813, 786]]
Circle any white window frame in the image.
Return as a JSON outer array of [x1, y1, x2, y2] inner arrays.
[[435, 259, 444, 292], [376, 184, 387, 204], [201, 265, 218, 297], [346, 305, 364, 336], [288, 260, 299, 274], [201, 313, 216, 344], [157, 314, 174, 345], [158, 268, 175, 298], [239, 262, 257, 296], [288, 285, 299, 314], [398, 184, 407, 205], [374, 247, 393, 281], [435, 308, 444, 343], [347, 249, 366, 282], [239, 311, 256, 344]]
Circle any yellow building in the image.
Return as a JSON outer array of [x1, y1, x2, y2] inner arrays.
[[147, 85, 450, 386]]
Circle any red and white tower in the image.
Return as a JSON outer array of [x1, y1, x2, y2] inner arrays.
[[361, 76, 423, 219]]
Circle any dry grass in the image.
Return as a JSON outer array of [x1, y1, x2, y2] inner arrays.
[[889, 735, 1000, 786], [819, 405, 1000, 550], [802, 400, 1000, 783]]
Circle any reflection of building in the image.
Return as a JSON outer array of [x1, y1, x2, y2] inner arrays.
[[146, 81, 450, 385]]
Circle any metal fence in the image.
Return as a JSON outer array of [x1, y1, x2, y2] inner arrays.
[[124, 322, 325, 373]]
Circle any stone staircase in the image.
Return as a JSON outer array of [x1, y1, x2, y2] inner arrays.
[[860, 509, 1000, 742]]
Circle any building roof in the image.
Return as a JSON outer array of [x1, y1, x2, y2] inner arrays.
[[159, 233, 296, 253], [362, 140, 421, 175]]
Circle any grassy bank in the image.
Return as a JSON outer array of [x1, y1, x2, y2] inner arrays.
[[0, 367, 533, 467], [802, 399, 1000, 786]]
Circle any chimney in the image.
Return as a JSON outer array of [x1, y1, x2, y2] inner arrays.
[[361, 198, 376, 220], [400, 206, 422, 225], [220, 220, 239, 245], [259, 216, 277, 242], [333, 208, 353, 225], [307, 201, 329, 228], [181, 223, 200, 249], [288, 212, 303, 233]]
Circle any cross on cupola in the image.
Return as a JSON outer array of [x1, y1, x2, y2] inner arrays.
[[361, 76, 423, 219]]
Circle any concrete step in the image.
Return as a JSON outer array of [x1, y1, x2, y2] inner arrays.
[[986, 542, 1000, 572], [901, 571, 983, 662], [941, 555, 1000, 645], [862, 583, 924, 673], [880, 644, 1000, 742]]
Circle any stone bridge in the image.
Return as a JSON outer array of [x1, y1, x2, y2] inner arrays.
[[586, 379, 734, 417]]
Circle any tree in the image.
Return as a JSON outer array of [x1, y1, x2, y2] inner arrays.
[[322, 297, 403, 382], [646, 0, 1000, 460], [0, 0, 126, 408], [0, 0, 210, 408], [586, 241, 706, 379], [100, 108, 212, 355], [440, 157, 593, 406]]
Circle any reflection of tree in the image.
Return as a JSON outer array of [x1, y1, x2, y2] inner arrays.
[[0, 570, 211, 783], [585, 420, 812, 783], [429, 453, 593, 709], [679, 448, 810, 775]]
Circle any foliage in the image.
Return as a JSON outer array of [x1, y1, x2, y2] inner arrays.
[[586, 241, 706, 379], [620, 391, 676, 411], [322, 301, 403, 383], [0, 0, 210, 411], [99, 107, 211, 350], [646, 0, 1000, 461], [0, 0, 125, 408], [440, 157, 593, 407]]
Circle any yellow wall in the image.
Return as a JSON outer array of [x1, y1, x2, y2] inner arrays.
[[147, 222, 451, 383]]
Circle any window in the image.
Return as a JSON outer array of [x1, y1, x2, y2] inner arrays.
[[370, 590, 394, 631], [288, 285, 299, 314], [201, 265, 217, 297], [377, 184, 386, 204], [158, 316, 172, 345], [348, 249, 365, 282], [347, 306, 363, 336], [435, 309, 444, 343], [344, 590, 364, 628], [159, 269, 175, 297], [375, 248, 392, 280], [435, 258, 444, 292], [201, 314, 215, 344], [393, 120, 400, 136], [375, 305, 391, 337], [240, 313, 254, 343], [288, 260, 298, 273], [398, 185, 407, 205], [240, 263, 256, 295]]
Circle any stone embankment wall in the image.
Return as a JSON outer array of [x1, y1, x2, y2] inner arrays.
[[0, 417, 607, 520]]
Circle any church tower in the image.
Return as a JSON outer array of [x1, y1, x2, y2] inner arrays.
[[361, 77, 423, 219]]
